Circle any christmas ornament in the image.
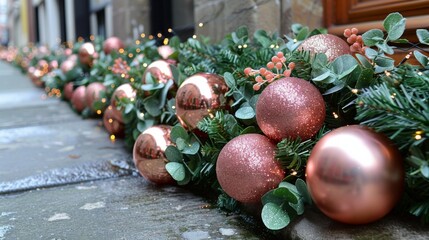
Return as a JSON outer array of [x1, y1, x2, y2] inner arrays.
[[158, 45, 174, 59], [85, 82, 106, 112], [142, 60, 173, 84], [71, 85, 87, 113], [299, 34, 351, 62], [63, 82, 74, 100], [216, 134, 285, 203], [103, 36, 125, 54], [175, 73, 228, 130], [49, 60, 59, 70], [256, 77, 325, 142], [102, 106, 125, 137], [110, 83, 136, 123], [133, 125, 175, 185], [60, 59, 76, 74], [306, 125, 404, 224], [78, 42, 95, 66]]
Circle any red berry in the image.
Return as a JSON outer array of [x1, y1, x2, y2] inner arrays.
[[288, 62, 296, 69], [343, 29, 351, 38], [271, 56, 280, 63], [351, 28, 358, 35], [267, 62, 274, 69], [275, 62, 283, 70], [266, 73, 274, 80], [253, 84, 261, 91], [277, 52, 284, 58], [255, 76, 263, 83], [260, 68, 267, 75], [283, 69, 291, 77], [356, 35, 363, 44], [244, 67, 252, 76], [280, 57, 286, 63]]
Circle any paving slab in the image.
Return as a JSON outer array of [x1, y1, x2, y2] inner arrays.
[[0, 177, 270, 240]]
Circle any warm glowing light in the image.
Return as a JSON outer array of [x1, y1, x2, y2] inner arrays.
[[110, 135, 116, 141], [139, 112, 144, 118], [119, 48, 125, 54], [163, 38, 169, 45], [111, 84, 115, 88], [136, 48, 141, 53], [141, 33, 146, 38], [291, 170, 297, 176], [157, 33, 162, 38], [238, 45, 242, 49], [416, 130, 424, 135], [108, 118, 113, 123], [90, 35, 95, 41], [171, 106, 176, 109], [198, 22, 204, 27], [332, 112, 339, 119], [135, 40, 141, 45], [192, 35, 197, 39], [293, 39, 297, 43], [418, 72, 423, 76], [96, 110, 102, 115], [130, 97, 135, 102], [270, 44, 275, 48], [167, 28, 173, 33], [385, 71, 391, 77], [108, 106, 113, 110], [149, 35, 154, 40], [415, 135, 422, 140], [128, 53, 133, 58], [130, 78, 135, 82], [243, 44, 248, 48], [143, 63, 148, 67], [351, 89, 358, 94], [101, 98, 106, 103]]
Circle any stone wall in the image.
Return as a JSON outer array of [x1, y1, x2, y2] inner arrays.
[[111, 0, 150, 43], [194, 0, 323, 43]]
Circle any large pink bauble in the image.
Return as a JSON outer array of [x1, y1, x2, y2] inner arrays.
[[256, 77, 325, 142], [175, 73, 228, 130], [133, 125, 175, 185], [78, 42, 95, 66], [71, 86, 87, 113], [60, 60, 76, 74], [216, 134, 285, 203], [63, 82, 74, 100], [142, 60, 173, 84], [102, 106, 125, 137], [306, 125, 404, 224], [299, 34, 351, 62], [85, 82, 106, 111], [103, 36, 125, 54]]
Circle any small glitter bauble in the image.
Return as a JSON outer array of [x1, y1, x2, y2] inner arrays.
[[103, 106, 125, 137], [60, 60, 76, 74], [256, 77, 325, 142], [103, 36, 125, 54], [110, 83, 136, 123], [85, 82, 106, 112], [216, 134, 285, 203], [78, 42, 95, 66], [133, 125, 175, 185], [306, 125, 404, 224], [49, 60, 59, 70], [142, 60, 173, 84], [71, 85, 87, 113], [63, 82, 74, 100], [158, 45, 174, 59], [175, 73, 229, 130], [299, 34, 351, 62]]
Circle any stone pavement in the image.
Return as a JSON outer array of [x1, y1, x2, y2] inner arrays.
[[0, 61, 272, 240]]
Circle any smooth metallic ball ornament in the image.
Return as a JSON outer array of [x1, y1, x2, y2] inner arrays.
[[142, 60, 173, 84], [133, 125, 175, 185], [85, 82, 106, 112], [175, 73, 228, 130], [103, 36, 125, 54], [256, 77, 325, 142], [71, 85, 87, 113], [110, 83, 136, 123], [299, 34, 351, 62], [103, 106, 125, 137], [78, 42, 96, 66], [63, 82, 74, 100], [306, 125, 404, 224], [158, 45, 174, 59], [216, 134, 285, 203]]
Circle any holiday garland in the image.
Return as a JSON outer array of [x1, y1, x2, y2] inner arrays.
[[1, 12, 429, 230]]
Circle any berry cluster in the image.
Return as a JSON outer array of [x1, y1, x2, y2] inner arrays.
[[112, 58, 131, 79], [343, 28, 367, 54], [244, 52, 296, 91]]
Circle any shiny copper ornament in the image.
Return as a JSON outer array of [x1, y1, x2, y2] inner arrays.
[[63, 82, 74, 100], [216, 134, 285, 203], [142, 60, 173, 84], [85, 82, 107, 111], [133, 125, 175, 185], [306, 125, 404, 224], [78, 42, 96, 66], [61, 59, 76, 74], [256, 77, 325, 142], [110, 83, 136, 123], [158, 45, 174, 59], [103, 36, 125, 54], [299, 34, 351, 62], [102, 107, 125, 137], [175, 73, 228, 130], [71, 85, 87, 113]]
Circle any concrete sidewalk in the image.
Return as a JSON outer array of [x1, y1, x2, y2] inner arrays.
[[0, 61, 270, 240]]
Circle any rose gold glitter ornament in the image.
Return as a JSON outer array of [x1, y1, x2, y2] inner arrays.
[[71, 85, 87, 113], [85, 82, 107, 112], [158, 45, 174, 59], [256, 77, 325, 142], [306, 125, 404, 224], [142, 60, 173, 84], [60, 59, 76, 74], [299, 34, 351, 62], [216, 134, 285, 203], [133, 125, 175, 185], [175, 73, 229, 130], [63, 82, 74, 100], [103, 36, 125, 54], [78, 42, 96, 66], [110, 83, 136, 123], [102, 106, 125, 137]]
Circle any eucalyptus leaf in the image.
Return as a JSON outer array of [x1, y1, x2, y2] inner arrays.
[[176, 138, 187, 151], [323, 82, 346, 95], [414, 50, 429, 67], [421, 165, 429, 179], [417, 29, 429, 45], [289, 199, 305, 215], [235, 106, 255, 119], [165, 146, 183, 162], [312, 71, 331, 82], [261, 203, 290, 230], [375, 42, 394, 55], [295, 179, 312, 205], [165, 162, 186, 181], [170, 125, 188, 142], [143, 96, 162, 116], [365, 48, 378, 60], [383, 12, 406, 41], [254, 30, 271, 47], [182, 138, 200, 155], [224, 72, 236, 88], [355, 68, 375, 89], [375, 56, 394, 68], [124, 103, 134, 114], [296, 27, 309, 41], [332, 55, 358, 75], [355, 53, 373, 68], [273, 187, 298, 204], [362, 29, 384, 46]]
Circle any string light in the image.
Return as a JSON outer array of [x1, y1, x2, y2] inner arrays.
[[238, 45, 242, 49], [415, 134, 422, 140], [108, 106, 113, 110], [96, 110, 102, 115], [143, 63, 148, 67], [332, 112, 339, 119], [157, 33, 162, 38], [351, 88, 359, 94], [140, 33, 146, 38], [418, 72, 423, 76], [128, 53, 133, 58], [135, 40, 141, 45], [148, 35, 154, 40], [121, 73, 126, 78], [130, 77, 135, 82], [290, 170, 298, 176], [192, 35, 197, 39], [90, 35, 95, 41], [110, 135, 116, 141], [385, 71, 391, 77], [391, 93, 396, 99], [167, 28, 173, 33], [130, 97, 135, 102], [136, 48, 141, 53], [163, 38, 169, 45], [118, 48, 125, 54], [243, 44, 248, 48], [101, 98, 106, 103], [108, 118, 113, 123], [139, 112, 144, 118], [293, 39, 297, 43], [269, 44, 275, 48], [198, 22, 204, 27]]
